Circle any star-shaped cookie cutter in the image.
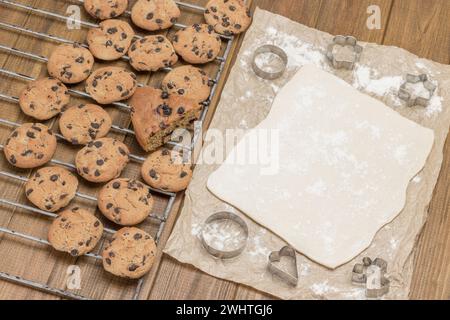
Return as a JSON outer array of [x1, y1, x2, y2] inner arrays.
[[398, 73, 437, 107], [326, 35, 363, 70], [352, 257, 390, 299], [267, 246, 298, 287]]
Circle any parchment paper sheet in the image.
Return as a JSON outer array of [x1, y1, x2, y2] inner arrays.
[[164, 8, 450, 299]]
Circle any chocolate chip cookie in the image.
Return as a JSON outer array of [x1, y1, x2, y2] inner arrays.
[[130, 87, 201, 152], [25, 166, 79, 212], [102, 227, 156, 278], [131, 0, 180, 31], [84, 0, 128, 20], [75, 137, 130, 183], [87, 19, 135, 61], [47, 44, 94, 84], [98, 178, 153, 226], [19, 77, 70, 121], [161, 65, 212, 103], [141, 148, 192, 192], [85, 67, 137, 104], [48, 207, 103, 257], [4, 123, 57, 169], [59, 104, 112, 145], [204, 0, 252, 35], [128, 35, 178, 72], [173, 24, 222, 64]]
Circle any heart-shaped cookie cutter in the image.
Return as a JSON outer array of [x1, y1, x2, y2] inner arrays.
[[326, 35, 363, 70], [398, 73, 437, 107], [200, 211, 249, 259], [267, 246, 299, 287], [352, 257, 390, 299]]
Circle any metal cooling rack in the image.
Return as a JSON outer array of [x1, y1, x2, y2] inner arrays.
[[0, 0, 236, 300]]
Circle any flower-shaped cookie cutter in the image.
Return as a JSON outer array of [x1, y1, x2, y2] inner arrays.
[[267, 246, 298, 287], [398, 73, 437, 107], [200, 211, 249, 259], [352, 257, 390, 299], [326, 35, 363, 70]]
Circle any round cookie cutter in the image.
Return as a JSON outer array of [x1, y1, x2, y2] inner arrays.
[[200, 211, 249, 259], [251, 45, 288, 80]]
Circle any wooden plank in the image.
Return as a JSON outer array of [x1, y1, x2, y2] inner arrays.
[[316, 0, 393, 43], [383, 0, 450, 300]]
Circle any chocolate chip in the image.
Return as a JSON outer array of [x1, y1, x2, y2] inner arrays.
[[116, 85, 123, 92], [96, 159, 104, 166], [94, 220, 100, 227], [177, 106, 185, 114], [229, 5, 236, 11], [70, 249, 79, 256], [50, 174, 58, 181], [106, 203, 113, 209], [26, 131, 36, 139], [91, 122, 100, 129], [26, 188, 33, 196], [93, 141, 103, 148], [177, 88, 185, 95], [51, 85, 59, 92], [161, 149, 170, 156], [112, 182, 120, 189], [155, 18, 163, 24], [149, 169, 157, 179], [121, 32, 127, 40], [134, 233, 142, 240], [107, 27, 118, 34], [118, 147, 127, 156], [92, 79, 98, 87], [146, 12, 154, 20], [180, 171, 188, 178], [109, 251, 115, 257], [75, 56, 84, 63], [94, 169, 101, 177], [161, 91, 169, 99], [105, 40, 113, 47], [82, 167, 89, 174], [235, 24, 242, 30], [105, 258, 112, 265], [128, 264, 139, 271]]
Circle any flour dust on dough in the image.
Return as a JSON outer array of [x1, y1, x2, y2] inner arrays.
[[207, 65, 434, 269]]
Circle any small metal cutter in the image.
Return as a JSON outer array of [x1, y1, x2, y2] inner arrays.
[[200, 211, 249, 259], [398, 73, 437, 107], [352, 257, 390, 299], [326, 35, 363, 70], [268, 246, 299, 287], [251, 44, 288, 80]]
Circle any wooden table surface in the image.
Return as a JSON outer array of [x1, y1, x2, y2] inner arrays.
[[0, 0, 448, 300], [149, 0, 450, 300]]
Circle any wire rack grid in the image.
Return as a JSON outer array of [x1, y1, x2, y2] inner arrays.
[[0, 0, 236, 300]]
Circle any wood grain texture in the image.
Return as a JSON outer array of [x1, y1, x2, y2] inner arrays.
[[0, 0, 448, 300], [382, 0, 450, 300]]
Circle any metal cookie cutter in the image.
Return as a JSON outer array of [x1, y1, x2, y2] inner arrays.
[[398, 73, 437, 107], [326, 35, 363, 70], [252, 44, 288, 80], [200, 211, 249, 259], [352, 257, 390, 299], [268, 246, 299, 287]]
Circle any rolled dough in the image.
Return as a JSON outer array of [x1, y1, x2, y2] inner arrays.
[[207, 65, 434, 269]]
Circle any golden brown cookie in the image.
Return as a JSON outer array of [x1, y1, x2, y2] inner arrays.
[[59, 104, 112, 145], [128, 35, 178, 72], [172, 24, 222, 64], [19, 77, 70, 121], [47, 44, 94, 84], [161, 65, 212, 103], [141, 148, 192, 192], [25, 166, 79, 212], [131, 0, 180, 31], [130, 87, 201, 152], [48, 207, 103, 256], [87, 19, 135, 61], [84, 0, 128, 20], [4, 123, 57, 169], [102, 227, 156, 278], [204, 0, 252, 35], [75, 137, 130, 183], [98, 178, 154, 226], [85, 67, 137, 104]]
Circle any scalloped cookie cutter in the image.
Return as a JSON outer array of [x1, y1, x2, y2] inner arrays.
[[326, 35, 363, 70], [398, 73, 437, 107], [200, 211, 249, 259], [352, 257, 390, 299], [267, 246, 299, 287], [252, 44, 288, 80]]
